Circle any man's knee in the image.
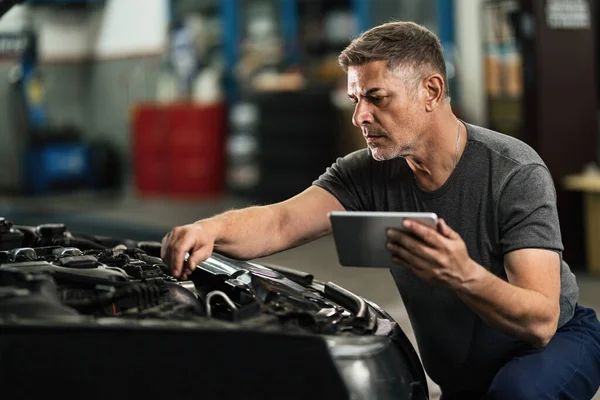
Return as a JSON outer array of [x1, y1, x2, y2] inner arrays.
[[484, 365, 545, 400]]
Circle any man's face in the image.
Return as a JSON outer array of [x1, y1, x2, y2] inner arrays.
[[347, 61, 426, 161]]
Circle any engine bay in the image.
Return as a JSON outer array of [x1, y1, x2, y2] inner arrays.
[[0, 217, 385, 336]]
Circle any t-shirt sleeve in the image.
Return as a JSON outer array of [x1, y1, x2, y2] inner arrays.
[[312, 149, 373, 211], [498, 163, 564, 254]]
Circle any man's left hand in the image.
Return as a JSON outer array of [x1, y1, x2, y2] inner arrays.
[[386, 218, 479, 289]]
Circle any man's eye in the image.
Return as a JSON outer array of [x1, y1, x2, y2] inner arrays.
[[349, 96, 383, 105]]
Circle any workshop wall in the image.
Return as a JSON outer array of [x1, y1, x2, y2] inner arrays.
[[0, 57, 93, 192], [0, 0, 167, 192], [86, 56, 161, 181], [31, 0, 168, 61], [39, 0, 167, 181]]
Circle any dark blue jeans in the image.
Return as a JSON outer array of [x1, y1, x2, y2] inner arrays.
[[441, 305, 600, 400]]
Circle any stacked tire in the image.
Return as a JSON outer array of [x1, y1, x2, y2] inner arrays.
[[227, 88, 336, 204]]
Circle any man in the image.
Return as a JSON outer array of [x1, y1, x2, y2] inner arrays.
[[162, 21, 600, 399]]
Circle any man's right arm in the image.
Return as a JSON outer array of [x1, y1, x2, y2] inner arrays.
[[161, 186, 344, 278]]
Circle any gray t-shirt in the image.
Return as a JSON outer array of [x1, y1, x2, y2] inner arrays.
[[313, 122, 579, 392]]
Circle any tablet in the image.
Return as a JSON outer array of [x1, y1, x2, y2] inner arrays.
[[328, 211, 438, 268]]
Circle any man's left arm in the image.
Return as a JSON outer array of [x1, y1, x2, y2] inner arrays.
[[386, 218, 561, 348]]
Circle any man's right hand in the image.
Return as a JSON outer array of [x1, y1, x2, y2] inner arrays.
[[161, 222, 216, 279], [160, 187, 343, 280]]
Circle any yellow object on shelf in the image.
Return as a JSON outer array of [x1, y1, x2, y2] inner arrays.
[[563, 173, 600, 274], [563, 174, 600, 193]]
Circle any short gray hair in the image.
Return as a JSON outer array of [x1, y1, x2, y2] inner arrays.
[[339, 21, 449, 97]]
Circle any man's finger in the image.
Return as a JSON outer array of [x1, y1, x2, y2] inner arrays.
[[170, 234, 196, 278], [438, 218, 459, 239], [387, 241, 428, 271], [162, 228, 182, 274], [160, 232, 171, 260], [386, 229, 427, 252], [188, 245, 213, 273], [180, 265, 193, 280], [386, 238, 434, 266], [391, 219, 441, 249]]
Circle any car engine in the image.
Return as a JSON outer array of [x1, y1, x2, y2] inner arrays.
[[0, 217, 429, 400]]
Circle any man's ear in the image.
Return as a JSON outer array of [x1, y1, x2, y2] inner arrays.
[[424, 73, 445, 112]]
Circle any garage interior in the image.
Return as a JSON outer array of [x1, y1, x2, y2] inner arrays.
[[0, 0, 599, 399]]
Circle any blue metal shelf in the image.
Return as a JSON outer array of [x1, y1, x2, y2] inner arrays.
[[437, 0, 455, 52], [220, 0, 240, 101], [436, 0, 457, 101], [281, 0, 299, 66], [351, 0, 369, 34]]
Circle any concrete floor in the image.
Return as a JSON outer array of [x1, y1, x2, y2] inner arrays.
[[1, 190, 599, 399]]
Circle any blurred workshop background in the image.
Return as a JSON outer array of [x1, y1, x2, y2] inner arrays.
[[0, 0, 599, 398]]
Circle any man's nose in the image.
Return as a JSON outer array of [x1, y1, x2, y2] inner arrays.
[[352, 101, 374, 127]]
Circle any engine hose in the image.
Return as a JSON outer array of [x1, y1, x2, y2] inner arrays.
[[205, 290, 238, 318]]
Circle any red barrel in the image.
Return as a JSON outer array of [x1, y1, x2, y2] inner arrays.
[[132, 103, 226, 198]]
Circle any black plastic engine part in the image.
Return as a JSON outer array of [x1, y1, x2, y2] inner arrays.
[[0, 218, 24, 251]]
